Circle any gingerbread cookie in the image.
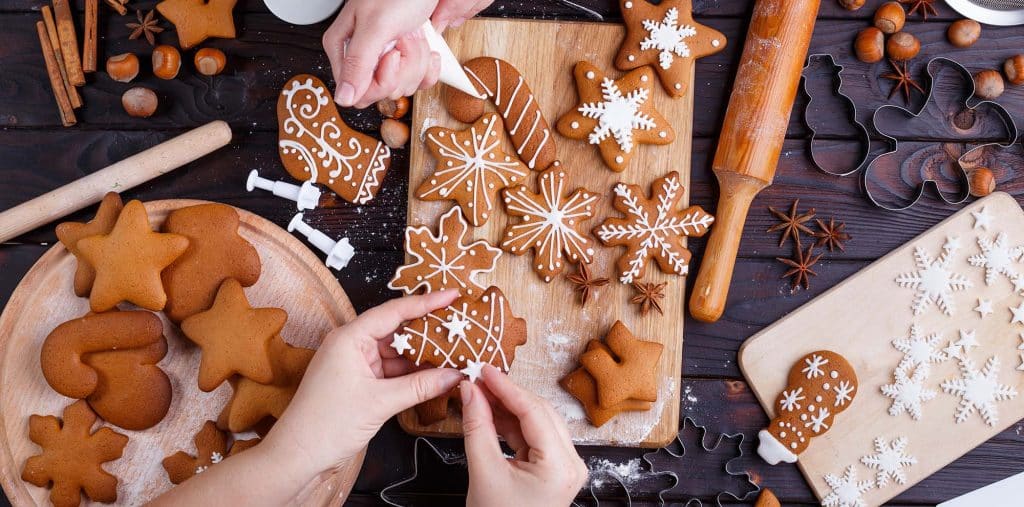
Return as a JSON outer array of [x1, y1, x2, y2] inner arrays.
[[156, 0, 237, 49], [418, 113, 529, 226], [754, 489, 781, 507], [556, 62, 674, 172], [55, 192, 124, 297], [580, 320, 663, 408], [594, 171, 713, 283], [162, 203, 262, 323], [22, 401, 128, 507], [561, 340, 652, 427], [41, 310, 172, 431], [415, 388, 458, 426], [218, 337, 314, 432], [161, 420, 257, 484], [391, 286, 527, 380], [757, 350, 858, 465], [445, 57, 557, 170], [616, 0, 727, 98], [77, 200, 189, 312], [501, 165, 599, 283], [180, 278, 286, 391], [389, 207, 502, 297], [278, 75, 392, 204]]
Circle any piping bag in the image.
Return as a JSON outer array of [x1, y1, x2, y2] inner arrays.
[[263, 0, 485, 98]]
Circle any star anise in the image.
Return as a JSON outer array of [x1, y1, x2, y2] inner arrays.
[[880, 59, 926, 103], [777, 244, 823, 291], [900, 0, 938, 20], [767, 200, 816, 248], [813, 217, 852, 252], [630, 281, 666, 315], [566, 262, 609, 306], [127, 9, 164, 46]]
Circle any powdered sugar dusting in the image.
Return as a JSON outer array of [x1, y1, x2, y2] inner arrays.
[[587, 457, 646, 488]]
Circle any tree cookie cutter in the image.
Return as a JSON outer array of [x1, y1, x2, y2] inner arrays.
[[800, 54, 872, 178]]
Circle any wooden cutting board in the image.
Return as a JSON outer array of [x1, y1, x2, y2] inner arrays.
[[401, 18, 702, 447], [740, 192, 1024, 506], [0, 200, 358, 506]]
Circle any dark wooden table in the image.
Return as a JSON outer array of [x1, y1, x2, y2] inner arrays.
[[2, 1, 1024, 505]]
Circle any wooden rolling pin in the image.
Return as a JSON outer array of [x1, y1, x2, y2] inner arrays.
[[0, 121, 232, 244], [689, 0, 820, 323]]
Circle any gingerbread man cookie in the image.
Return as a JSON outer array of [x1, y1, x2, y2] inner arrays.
[[22, 401, 129, 507], [579, 320, 663, 408], [557, 62, 674, 172], [561, 340, 653, 427], [218, 337, 315, 432], [162, 420, 257, 484], [162, 203, 262, 323], [156, 0, 237, 49], [389, 207, 502, 297], [55, 192, 124, 297], [594, 171, 714, 283], [445, 57, 557, 170], [501, 165, 599, 283], [278, 75, 392, 205], [418, 113, 529, 226], [615, 0, 727, 98]]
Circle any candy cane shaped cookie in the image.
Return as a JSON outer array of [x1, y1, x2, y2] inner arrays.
[[445, 57, 557, 171]]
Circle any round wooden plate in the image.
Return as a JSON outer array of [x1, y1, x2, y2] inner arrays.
[[0, 199, 357, 506]]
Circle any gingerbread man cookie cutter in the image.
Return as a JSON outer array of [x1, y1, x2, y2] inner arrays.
[[800, 54, 872, 178]]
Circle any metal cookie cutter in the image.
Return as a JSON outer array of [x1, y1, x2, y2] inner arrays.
[[380, 437, 467, 507], [801, 54, 872, 178]]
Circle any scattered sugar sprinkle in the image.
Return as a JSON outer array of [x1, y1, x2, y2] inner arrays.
[[587, 458, 645, 489]]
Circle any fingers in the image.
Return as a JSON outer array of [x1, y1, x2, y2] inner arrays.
[[322, 12, 354, 96], [418, 52, 442, 91], [460, 380, 507, 468], [479, 365, 562, 454], [376, 367, 463, 414], [336, 17, 395, 107], [351, 290, 459, 342]]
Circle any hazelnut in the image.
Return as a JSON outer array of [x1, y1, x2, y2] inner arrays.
[[874, 2, 905, 34], [377, 96, 410, 119], [380, 118, 410, 149], [854, 27, 885, 64], [947, 19, 981, 48], [838, 0, 865, 10], [122, 87, 158, 118], [886, 32, 921, 61], [194, 48, 227, 76], [105, 53, 139, 83], [152, 45, 181, 80], [969, 167, 996, 198], [974, 69, 1005, 100], [1004, 55, 1024, 85]]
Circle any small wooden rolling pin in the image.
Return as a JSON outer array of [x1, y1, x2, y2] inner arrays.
[[689, 0, 820, 323], [0, 120, 232, 244]]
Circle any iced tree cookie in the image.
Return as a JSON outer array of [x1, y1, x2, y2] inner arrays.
[[55, 192, 124, 297]]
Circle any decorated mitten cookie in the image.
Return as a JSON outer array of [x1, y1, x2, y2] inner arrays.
[[615, 0, 727, 98], [278, 74, 392, 204], [445, 57, 557, 170], [557, 62, 674, 172], [55, 192, 124, 297], [757, 350, 858, 465]]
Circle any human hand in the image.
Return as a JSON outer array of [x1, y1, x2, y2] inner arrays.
[[433, 0, 494, 31], [461, 365, 588, 507]]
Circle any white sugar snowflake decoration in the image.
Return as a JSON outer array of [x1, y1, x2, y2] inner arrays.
[[779, 387, 805, 412], [892, 324, 946, 369], [1018, 332, 1024, 372], [895, 242, 973, 316], [805, 407, 831, 434], [972, 206, 992, 230], [860, 436, 916, 486], [882, 365, 937, 420], [968, 232, 1024, 286], [822, 465, 875, 507], [210, 452, 223, 464], [941, 355, 1018, 426], [578, 78, 656, 153], [802, 353, 829, 379], [639, 7, 697, 70], [834, 380, 855, 407]]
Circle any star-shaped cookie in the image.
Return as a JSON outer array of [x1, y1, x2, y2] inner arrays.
[[180, 278, 286, 391], [580, 321, 663, 408], [77, 200, 189, 312], [556, 62, 674, 172], [55, 192, 124, 297], [561, 340, 652, 427], [156, 0, 238, 49], [218, 337, 314, 432], [615, 0, 726, 98]]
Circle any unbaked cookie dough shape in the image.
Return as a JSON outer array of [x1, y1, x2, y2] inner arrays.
[[278, 74, 392, 205]]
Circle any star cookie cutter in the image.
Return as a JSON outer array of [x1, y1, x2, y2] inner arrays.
[[800, 54, 871, 178], [380, 437, 467, 506]]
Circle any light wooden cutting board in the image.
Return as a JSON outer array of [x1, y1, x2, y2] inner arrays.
[[741, 192, 1024, 506], [400, 17, 704, 447]]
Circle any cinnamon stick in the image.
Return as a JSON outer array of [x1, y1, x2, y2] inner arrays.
[[42, 6, 82, 109], [36, 21, 76, 127], [52, 0, 84, 86], [103, 0, 127, 16], [83, 0, 98, 73]]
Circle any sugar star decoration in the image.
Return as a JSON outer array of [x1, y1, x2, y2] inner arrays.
[[968, 232, 1024, 287], [941, 355, 1018, 426], [975, 298, 994, 318], [442, 313, 471, 341], [892, 324, 946, 369], [460, 360, 485, 383], [557, 62, 674, 172], [822, 465, 875, 507], [390, 333, 414, 356], [860, 436, 916, 486], [156, 0, 237, 49], [972, 206, 992, 230], [882, 364, 937, 420], [615, 0, 726, 98], [1011, 300, 1024, 326], [895, 240, 972, 316]]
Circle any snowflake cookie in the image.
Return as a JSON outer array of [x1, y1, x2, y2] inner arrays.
[[860, 436, 916, 486], [881, 364, 937, 421], [941, 355, 1018, 426], [895, 239, 972, 316], [594, 171, 713, 284], [556, 62, 674, 172], [968, 232, 1024, 287], [501, 165, 599, 282], [822, 465, 875, 507], [389, 207, 502, 296], [615, 0, 726, 98]]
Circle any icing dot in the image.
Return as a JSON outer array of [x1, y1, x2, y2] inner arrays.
[[778, 422, 784, 428], [822, 383, 831, 390], [800, 414, 807, 421], [624, 1, 632, 7], [627, 55, 635, 62], [712, 39, 721, 47], [790, 443, 798, 449], [674, 83, 682, 90], [808, 405, 815, 411], [615, 155, 624, 163], [659, 131, 667, 138], [830, 370, 839, 378], [815, 395, 823, 403], [779, 431, 786, 438], [641, 75, 649, 82], [586, 71, 595, 79], [458, 355, 465, 361], [571, 121, 580, 129]]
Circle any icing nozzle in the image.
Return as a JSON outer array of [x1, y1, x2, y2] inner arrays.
[[287, 212, 355, 270], [247, 169, 321, 211]]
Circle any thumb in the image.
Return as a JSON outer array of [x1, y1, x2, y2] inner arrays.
[[336, 26, 395, 106], [460, 380, 505, 469], [376, 367, 462, 415]]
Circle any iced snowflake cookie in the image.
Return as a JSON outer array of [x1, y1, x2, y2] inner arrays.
[[278, 74, 392, 204], [390, 286, 527, 382], [593, 171, 713, 283], [757, 350, 858, 465], [445, 57, 557, 171], [557, 62, 674, 172], [162, 421, 258, 484], [501, 165, 599, 282], [615, 0, 726, 98], [417, 113, 529, 226], [389, 207, 502, 296]]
